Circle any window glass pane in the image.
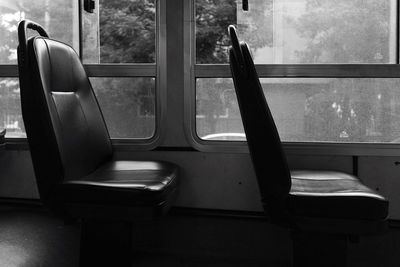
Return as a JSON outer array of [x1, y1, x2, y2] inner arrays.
[[0, 78, 25, 138], [0, 78, 156, 139], [0, 0, 79, 64], [196, 78, 400, 143], [195, 0, 396, 64], [83, 0, 156, 63], [90, 78, 156, 139]]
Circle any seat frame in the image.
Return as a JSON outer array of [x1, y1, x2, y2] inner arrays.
[[227, 25, 388, 267], [17, 20, 178, 267]]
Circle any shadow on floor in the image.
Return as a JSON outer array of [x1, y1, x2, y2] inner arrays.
[[0, 204, 399, 267]]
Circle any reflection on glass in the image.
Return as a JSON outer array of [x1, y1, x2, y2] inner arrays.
[[0, 0, 78, 64], [196, 78, 400, 143], [83, 0, 156, 63], [196, 0, 396, 64], [90, 78, 156, 139], [0, 79, 25, 138]]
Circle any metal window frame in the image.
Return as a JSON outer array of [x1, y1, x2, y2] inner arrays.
[[184, 0, 400, 155]]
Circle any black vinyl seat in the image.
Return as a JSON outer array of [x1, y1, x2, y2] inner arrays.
[[60, 161, 178, 208], [228, 25, 388, 266], [17, 20, 179, 266], [289, 170, 387, 220]]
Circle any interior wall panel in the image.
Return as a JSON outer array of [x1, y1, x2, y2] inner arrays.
[[358, 156, 400, 220], [0, 148, 356, 213], [0, 150, 38, 199]]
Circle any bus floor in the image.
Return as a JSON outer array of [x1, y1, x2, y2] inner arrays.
[[0, 203, 399, 267]]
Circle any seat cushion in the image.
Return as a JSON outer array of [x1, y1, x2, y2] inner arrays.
[[58, 160, 178, 207], [287, 170, 388, 220]]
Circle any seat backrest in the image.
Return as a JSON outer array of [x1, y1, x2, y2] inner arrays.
[[17, 20, 112, 206], [228, 26, 291, 219]]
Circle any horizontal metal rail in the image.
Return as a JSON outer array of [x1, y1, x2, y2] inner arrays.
[[195, 64, 400, 78], [0, 64, 157, 78]]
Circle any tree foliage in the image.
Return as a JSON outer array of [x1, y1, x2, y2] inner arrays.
[[196, 0, 237, 63], [195, 0, 273, 63], [100, 0, 155, 63], [295, 0, 391, 63]]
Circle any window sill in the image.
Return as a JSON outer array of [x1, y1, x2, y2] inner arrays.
[[189, 136, 400, 156], [5, 137, 400, 156]]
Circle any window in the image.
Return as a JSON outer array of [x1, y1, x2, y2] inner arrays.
[[82, 0, 158, 140], [193, 0, 400, 144], [195, 0, 396, 64], [0, 0, 79, 64], [90, 77, 155, 139], [1, 0, 399, 148], [0, 0, 78, 138], [82, 0, 156, 63], [0, 78, 24, 138], [0, 0, 160, 141], [197, 78, 400, 143]]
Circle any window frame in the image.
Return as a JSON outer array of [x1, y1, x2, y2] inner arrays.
[[184, 0, 400, 156], [0, 0, 167, 151]]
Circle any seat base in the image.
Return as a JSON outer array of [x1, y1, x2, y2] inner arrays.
[[289, 170, 388, 220]]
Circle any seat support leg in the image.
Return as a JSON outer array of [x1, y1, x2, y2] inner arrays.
[[292, 231, 348, 267], [79, 220, 132, 267]]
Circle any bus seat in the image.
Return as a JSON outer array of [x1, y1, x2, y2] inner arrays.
[[17, 19, 179, 267], [228, 25, 388, 267]]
